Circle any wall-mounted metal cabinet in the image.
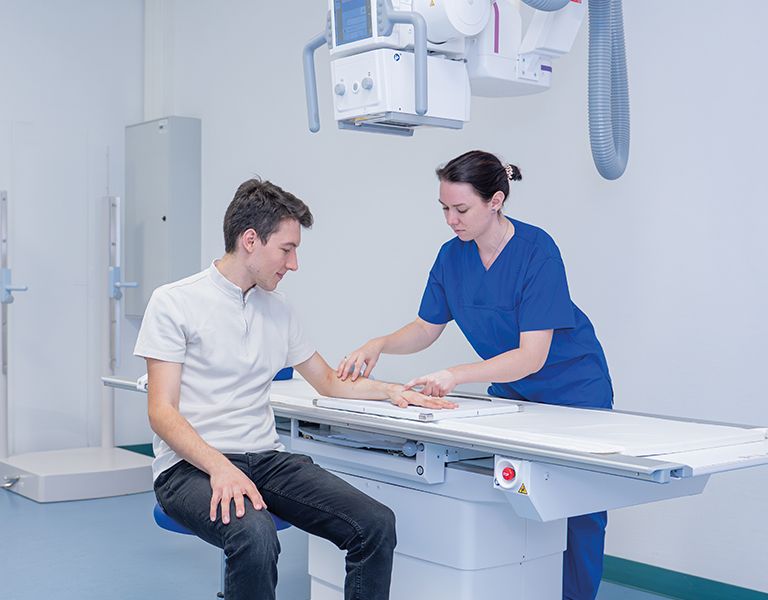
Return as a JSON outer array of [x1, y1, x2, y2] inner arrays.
[[124, 116, 201, 317]]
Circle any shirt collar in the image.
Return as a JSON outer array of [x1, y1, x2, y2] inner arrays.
[[208, 260, 251, 302]]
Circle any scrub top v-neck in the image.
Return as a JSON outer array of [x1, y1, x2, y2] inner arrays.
[[418, 218, 612, 408]]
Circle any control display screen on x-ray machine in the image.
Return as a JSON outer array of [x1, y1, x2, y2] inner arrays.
[[334, 0, 372, 46]]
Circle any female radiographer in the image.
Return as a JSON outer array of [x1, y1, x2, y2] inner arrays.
[[337, 150, 613, 600]]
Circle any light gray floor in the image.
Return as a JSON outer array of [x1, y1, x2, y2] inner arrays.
[[0, 489, 308, 600], [1, 489, 670, 600]]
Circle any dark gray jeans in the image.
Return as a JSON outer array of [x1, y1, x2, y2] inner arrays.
[[154, 451, 396, 600]]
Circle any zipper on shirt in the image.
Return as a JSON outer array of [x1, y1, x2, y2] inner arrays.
[[242, 294, 249, 336]]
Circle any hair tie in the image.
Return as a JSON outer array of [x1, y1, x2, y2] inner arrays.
[[504, 163, 522, 182]]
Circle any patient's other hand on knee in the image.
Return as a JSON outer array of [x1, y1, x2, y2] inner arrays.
[[209, 460, 267, 524]]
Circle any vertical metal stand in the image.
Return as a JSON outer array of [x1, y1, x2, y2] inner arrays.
[[0, 191, 28, 461], [0, 191, 151, 502], [109, 196, 120, 374], [104, 195, 137, 448], [0, 191, 8, 462], [103, 197, 118, 449]]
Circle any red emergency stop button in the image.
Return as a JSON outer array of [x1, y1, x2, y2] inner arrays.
[[502, 466, 516, 481]]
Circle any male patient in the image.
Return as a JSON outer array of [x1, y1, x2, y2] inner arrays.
[[134, 178, 455, 600]]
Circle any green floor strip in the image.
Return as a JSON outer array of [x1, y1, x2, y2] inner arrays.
[[604, 556, 767, 600], [117, 444, 765, 600], [119, 443, 154, 458]]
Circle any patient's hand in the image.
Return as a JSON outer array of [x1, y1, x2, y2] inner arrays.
[[386, 385, 458, 410], [209, 459, 267, 525]]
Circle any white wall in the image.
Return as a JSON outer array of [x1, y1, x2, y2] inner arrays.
[[0, 1, 145, 451], [147, 0, 768, 591], [4, 0, 757, 591]]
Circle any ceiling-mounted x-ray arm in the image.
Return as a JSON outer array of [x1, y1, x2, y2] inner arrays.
[[377, 0, 428, 116], [303, 30, 329, 133]]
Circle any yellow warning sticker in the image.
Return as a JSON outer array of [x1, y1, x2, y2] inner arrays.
[[517, 483, 528, 495], [430, 0, 436, 6]]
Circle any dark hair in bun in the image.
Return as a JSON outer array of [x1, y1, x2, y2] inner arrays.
[[435, 150, 521, 204]]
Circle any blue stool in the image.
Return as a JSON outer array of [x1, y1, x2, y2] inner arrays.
[[273, 366, 293, 381], [153, 503, 291, 598]]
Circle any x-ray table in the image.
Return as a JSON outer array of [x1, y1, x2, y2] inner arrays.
[[102, 375, 768, 600], [269, 379, 768, 600]]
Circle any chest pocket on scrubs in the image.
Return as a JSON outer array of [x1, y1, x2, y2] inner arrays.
[[457, 304, 521, 359]]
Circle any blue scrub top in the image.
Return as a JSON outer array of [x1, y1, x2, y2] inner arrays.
[[418, 218, 612, 409]]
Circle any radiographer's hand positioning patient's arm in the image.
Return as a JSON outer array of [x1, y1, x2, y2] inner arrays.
[[404, 330, 554, 397], [336, 337, 384, 381], [146, 358, 267, 524], [337, 317, 446, 381], [300, 352, 457, 409], [404, 368, 458, 397]]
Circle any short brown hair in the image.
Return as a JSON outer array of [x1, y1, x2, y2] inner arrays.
[[223, 178, 313, 253]]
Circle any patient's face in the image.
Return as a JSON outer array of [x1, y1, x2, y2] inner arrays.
[[248, 218, 301, 291]]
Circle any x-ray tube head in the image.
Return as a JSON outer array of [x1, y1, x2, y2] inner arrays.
[[412, 0, 490, 43]]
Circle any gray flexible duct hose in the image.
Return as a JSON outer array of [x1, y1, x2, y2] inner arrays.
[[588, 0, 630, 180], [522, 0, 570, 11]]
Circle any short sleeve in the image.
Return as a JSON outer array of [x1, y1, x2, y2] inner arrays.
[[133, 288, 187, 363], [418, 254, 453, 325], [285, 302, 316, 367], [518, 258, 576, 332]]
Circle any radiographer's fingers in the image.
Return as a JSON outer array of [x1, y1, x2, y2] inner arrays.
[[429, 380, 448, 397], [430, 384, 446, 397], [338, 355, 354, 380], [351, 356, 365, 381], [408, 378, 436, 396], [363, 357, 377, 378], [403, 377, 423, 391]]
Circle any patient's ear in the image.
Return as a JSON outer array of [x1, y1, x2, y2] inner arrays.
[[240, 228, 259, 252]]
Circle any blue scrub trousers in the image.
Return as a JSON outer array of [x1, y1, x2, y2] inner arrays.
[[563, 511, 608, 600]]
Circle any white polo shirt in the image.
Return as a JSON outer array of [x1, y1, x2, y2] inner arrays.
[[134, 262, 315, 480]]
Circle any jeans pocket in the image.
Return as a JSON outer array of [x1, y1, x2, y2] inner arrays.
[[154, 461, 189, 510], [295, 453, 314, 465]]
